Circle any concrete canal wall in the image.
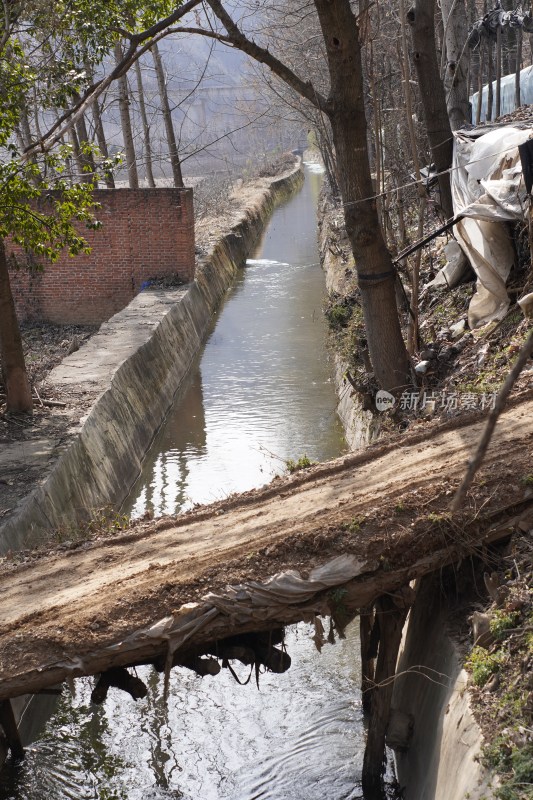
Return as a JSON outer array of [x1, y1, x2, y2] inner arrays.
[[0, 163, 303, 553]]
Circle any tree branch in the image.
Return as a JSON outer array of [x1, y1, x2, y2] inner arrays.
[[24, 0, 204, 158], [450, 327, 533, 512], [205, 0, 328, 114]]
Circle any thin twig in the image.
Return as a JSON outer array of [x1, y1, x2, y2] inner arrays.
[[450, 327, 533, 512], [33, 386, 44, 408]]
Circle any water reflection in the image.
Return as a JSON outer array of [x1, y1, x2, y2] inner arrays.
[[0, 622, 364, 800], [124, 164, 345, 519]]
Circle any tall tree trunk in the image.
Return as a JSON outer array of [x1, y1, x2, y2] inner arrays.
[[496, 23, 502, 118], [19, 104, 33, 150], [407, 0, 454, 219], [18, 104, 40, 186], [476, 39, 484, 125], [68, 124, 85, 181], [0, 240, 33, 414], [115, 42, 139, 189], [72, 95, 96, 183], [400, 0, 426, 354], [151, 42, 184, 188], [441, 0, 470, 130], [487, 37, 494, 122], [314, 0, 410, 392], [32, 87, 43, 140], [516, 27, 523, 108], [92, 99, 116, 189], [84, 63, 115, 189], [134, 58, 156, 188], [317, 127, 339, 198], [503, 0, 517, 74]]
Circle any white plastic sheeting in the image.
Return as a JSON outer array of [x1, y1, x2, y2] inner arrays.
[[426, 239, 469, 289], [451, 126, 532, 327], [471, 65, 533, 123]]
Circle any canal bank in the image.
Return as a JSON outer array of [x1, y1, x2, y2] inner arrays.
[[0, 161, 303, 554]]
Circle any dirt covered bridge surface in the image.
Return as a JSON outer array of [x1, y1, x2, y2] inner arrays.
[[1, 392, 533, 701]]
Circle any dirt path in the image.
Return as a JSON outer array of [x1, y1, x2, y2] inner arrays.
[[1, 395, 533, 699]]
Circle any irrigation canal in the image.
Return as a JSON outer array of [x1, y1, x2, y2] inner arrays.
[[0, 163, 372, 800]]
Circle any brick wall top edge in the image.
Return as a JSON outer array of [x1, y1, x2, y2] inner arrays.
[[91, 188, 193, 198]]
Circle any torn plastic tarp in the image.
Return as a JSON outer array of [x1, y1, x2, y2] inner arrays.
[[451, 126, 532, 327], [204, 555, 371, 616], [46, 554, 373, 687]]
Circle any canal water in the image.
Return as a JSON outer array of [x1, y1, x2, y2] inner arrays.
[[0, 164, 367, 800], [123, 163, 345, 519]]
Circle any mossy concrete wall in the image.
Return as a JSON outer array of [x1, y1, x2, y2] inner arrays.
[[318, 199, 379, 450], [0, 164, 303, 554]]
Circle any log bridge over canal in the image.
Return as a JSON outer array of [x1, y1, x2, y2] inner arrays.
[[1, 394, 533, 790]]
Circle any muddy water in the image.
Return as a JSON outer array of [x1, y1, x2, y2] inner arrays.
[[0, 164, 366, 800]]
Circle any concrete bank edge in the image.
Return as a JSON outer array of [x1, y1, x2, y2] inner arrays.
[[1, 163, 304, 553]]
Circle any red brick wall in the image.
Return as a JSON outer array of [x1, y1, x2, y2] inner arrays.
[[8, 188, 195, 325]]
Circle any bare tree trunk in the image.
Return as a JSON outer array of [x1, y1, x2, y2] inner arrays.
[[0, 240, 33, 414], [487, 38, 494, 121], [115, 42, 139, 189], [318, 128, 339, 197], [441, 0, 470, 130], [496, 23, 502, 118], [71, 94, 96, 183], [134, 58, 156, 188], [476, 39, 484, 125], [32, 87, 43, 141], [68, 124, 85, 181], [18, 104, 41, 186], [151, 42, 184, 188], [400, 0, 426, 353], [369, 38, 383, 226], [516, 27, 523, 108], [467, 0, 478, 88], [19, 104, 33, 149], [90, 95, 115, 188], [407, 0, 454, 219], [503, 0, 516, 74], [314, 0, 411, 392], [84, 62, 115, 189]]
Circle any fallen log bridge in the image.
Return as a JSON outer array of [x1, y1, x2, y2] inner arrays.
[[1, 396, 533, 789]]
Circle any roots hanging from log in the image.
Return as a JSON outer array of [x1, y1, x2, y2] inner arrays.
[[80, 629, 294, 707], [91, 667, 148, 704], [151, 629, 291, 691]]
